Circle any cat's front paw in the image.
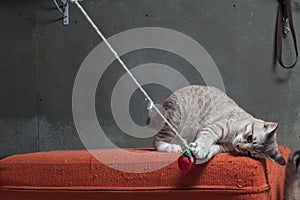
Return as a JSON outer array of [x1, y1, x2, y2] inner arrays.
[[190, 142, 208, 160], [195, 158, 209, 165]]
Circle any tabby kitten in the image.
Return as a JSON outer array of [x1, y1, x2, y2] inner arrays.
[[284, 151, 300, 200], [150, 85, 285, 165]]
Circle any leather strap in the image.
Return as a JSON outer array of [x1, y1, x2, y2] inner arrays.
[[276, 0, 298, 69]]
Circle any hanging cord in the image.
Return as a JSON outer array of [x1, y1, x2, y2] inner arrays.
[[276, 0, 298, 69], [53, 0, 67, 14], [70, 0, 191, 150]]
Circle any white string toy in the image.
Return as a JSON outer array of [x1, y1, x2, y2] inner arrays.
[[70, 0, 196, 173]]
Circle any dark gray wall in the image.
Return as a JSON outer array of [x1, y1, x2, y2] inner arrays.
[[1, 0, 300, 159]]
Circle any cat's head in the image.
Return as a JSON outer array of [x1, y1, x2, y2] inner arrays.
[[232, 119, 286, 166]]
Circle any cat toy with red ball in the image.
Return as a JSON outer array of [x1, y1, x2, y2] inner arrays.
[[178, 143, 196, 174], [71, 0, 198, 174]]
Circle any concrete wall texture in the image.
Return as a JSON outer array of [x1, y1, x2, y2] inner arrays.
[[0, 0, 300, 159]]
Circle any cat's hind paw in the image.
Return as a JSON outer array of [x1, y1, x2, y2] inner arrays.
[[156, 142, 183, 153]]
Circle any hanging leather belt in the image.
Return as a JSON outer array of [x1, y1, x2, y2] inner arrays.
[[276, 0, 298, 69]]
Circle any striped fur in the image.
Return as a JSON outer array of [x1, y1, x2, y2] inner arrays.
[[285, 151, 300, 200], [151, 85, 285, 165]]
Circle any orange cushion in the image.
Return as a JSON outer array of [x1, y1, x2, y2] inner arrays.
[[0, 146, 291, 200]]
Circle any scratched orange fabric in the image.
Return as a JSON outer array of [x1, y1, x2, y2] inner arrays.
[[0, 146, 291, 200]]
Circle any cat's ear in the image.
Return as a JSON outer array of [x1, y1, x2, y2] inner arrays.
[[263, 122, 278, 140], [263, 122, 278, 133], [268, 149, 286, 166]]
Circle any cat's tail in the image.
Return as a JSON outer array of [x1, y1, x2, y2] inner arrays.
[[146, 105, 166, 132], [146, 117, 151, 126]]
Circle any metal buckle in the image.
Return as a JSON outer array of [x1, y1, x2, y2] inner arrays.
[[282, 17, 290, 36]]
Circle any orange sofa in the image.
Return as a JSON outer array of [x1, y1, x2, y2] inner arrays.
[[0, 146, 291, 200]]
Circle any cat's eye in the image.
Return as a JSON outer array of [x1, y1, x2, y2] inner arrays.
[[246, 135, 253, 143]]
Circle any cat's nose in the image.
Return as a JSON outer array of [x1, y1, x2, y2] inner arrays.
[[236, 144, 240, 149]]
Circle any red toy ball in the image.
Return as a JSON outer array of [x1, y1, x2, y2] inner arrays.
[[178, 149, 196, 174]]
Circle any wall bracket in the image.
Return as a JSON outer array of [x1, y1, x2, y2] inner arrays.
[[62, 0, 69, 25], [53, 0, 69, 25]]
